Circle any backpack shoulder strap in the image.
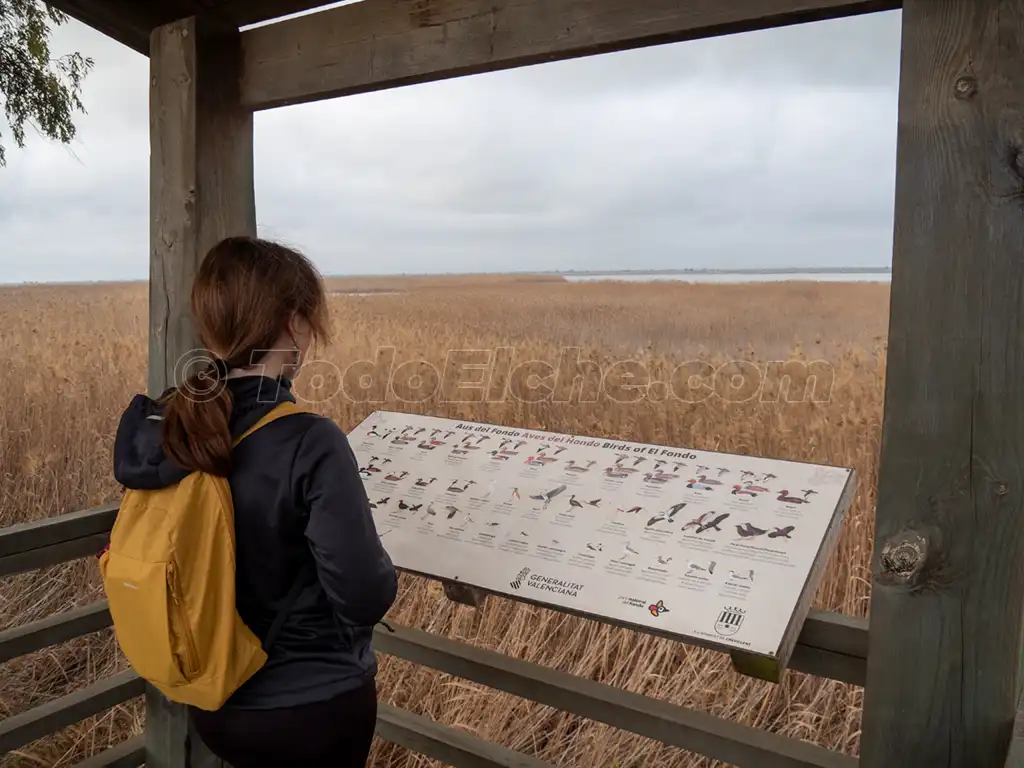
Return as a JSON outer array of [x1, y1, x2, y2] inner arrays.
[[233, 401, 312, 447]]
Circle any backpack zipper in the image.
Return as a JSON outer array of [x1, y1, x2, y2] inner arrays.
[[167, 562, 200, 681]]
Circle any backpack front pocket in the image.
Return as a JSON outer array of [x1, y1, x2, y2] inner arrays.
[[102, 551, 198, 687]]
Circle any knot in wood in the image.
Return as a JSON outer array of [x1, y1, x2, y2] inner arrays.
[[879, 531, 929, 585], [954, 75, 977, 99], [997, 482, 1009, 496]]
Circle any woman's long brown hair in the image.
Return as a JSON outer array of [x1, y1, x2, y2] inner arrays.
[[160, 237, 330, 476]]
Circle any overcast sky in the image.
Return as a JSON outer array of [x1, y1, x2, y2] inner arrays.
[[0, 6, 902, 283]]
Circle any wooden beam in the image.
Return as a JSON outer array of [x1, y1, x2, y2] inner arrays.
[[374, 624, 856, 768], [72, 735, 146, 768], [377, 703, 556, 767], [0, 503, 117, 558], [240, 0, 902, 110], [0, 603, 112, 663], [0, 671, 144, 754], [859, 1, 1024, 767], [146, 15, 255, 767], [0, 533, 110, 578]]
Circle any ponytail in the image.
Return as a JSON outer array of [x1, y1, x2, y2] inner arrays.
[[160, 359, 235, 476]]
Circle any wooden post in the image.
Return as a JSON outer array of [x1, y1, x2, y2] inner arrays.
[[147, 15, 255, 768], [149, 16, 256, 397], [860, 1, 1024, 766]]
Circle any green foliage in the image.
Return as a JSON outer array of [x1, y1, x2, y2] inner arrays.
[[0, 0, 93, 166]]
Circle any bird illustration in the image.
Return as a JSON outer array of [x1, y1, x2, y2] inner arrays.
[[568, 495, 583, 510], [687, 479, 716, 491], [802, 489, 818, 498], [407, 503, 422, 512], [695, 513, 729, 534], [384, 470, 409, 482], [625, 542, 640, 556], [488, 450, 513, 461], [729, 569, 755, 582], [414, 477, 437, 487], [644, 471, 679, 484], [423, 503, 437, 518], [694, 474, 723, 485], [768, 526, 795, 539], [657, 556, 673, 565], [565, 459, 597, 473], [762, 473, 778, 482], [696, 465, 710, 474], [617, 505, 643, 515], [777, 490, 809, 504], [731, 483, 758, 497], [672, 462, 686, 472], [369, 496, 389, 509], [613, 453, 631, 465], [530, 484, 567, 506], [586, 542, 603, 552], [653, 460, 667, 471], [510, 487, 521, 501], [447, 480, 475, 493], [681, 511, 715, 531], [585, 498, 601, 507], [472, 479, 497, 501], [735, 523, 768, 538], [716, 468, 730, 478], [664, 501, 688, 520], [398, 499, 413, 510], [446, 505, 460, 520], [687, 560, 716, 575], [486, 521, 501, 527], [632, 457, 647, 467], [740, 470, 757, 482], [604, 468, 632, 479]]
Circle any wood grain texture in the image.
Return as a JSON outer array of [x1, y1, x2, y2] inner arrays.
[[373, 623, 856, 767], [71, 735, 145, 768], [149, 16, 256, 397], [240, 0, 901, 109], [377, 702, 556, 767], [0, 503, 117, 557], [0, 671, 144, 754], [0, 533, 110, 578], [45, 0, 335, 54], [146, 16, 254, 767], [0, 602, 112, 663], [860, 1, 1024, 766]]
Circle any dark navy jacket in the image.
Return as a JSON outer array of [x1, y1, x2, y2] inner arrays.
[[112, 375, 398, 710]]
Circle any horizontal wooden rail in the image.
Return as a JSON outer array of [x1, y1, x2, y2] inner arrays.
[[0, 602, 113, 664], [0, 503, 116, 578], [378, 702, 555, 767], [240, 0, 902, 110], [72, 735, 145, 768], [0, 670, 144, 754], [373, 623, 856, 768]]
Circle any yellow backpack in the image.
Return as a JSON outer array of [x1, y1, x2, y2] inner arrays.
[[99, 401, 311, 711]]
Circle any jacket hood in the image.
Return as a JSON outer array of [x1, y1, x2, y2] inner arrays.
[[113, 376, 297, 491], [113, 392, 190, 490]]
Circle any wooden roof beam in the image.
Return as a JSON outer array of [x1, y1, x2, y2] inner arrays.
[[239, 0, 903, 111], [44, 0, 336, 55]]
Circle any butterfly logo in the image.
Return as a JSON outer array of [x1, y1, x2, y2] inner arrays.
[[648, 600, 669, 618]]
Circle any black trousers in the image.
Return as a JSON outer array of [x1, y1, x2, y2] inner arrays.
[[190, 678, 378, 767]]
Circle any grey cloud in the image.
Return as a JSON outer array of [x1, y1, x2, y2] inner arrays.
[[0, 8, 902, 282]]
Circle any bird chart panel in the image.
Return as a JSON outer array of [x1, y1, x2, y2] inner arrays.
[[349, 410, 856, 661]]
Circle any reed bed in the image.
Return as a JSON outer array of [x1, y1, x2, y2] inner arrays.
[[0, 278, 889, 767]]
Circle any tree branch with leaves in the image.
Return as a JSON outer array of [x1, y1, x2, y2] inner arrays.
[[0, 0, 92, 166]]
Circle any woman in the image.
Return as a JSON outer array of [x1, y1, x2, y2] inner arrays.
[[113, 236, 397, 767]]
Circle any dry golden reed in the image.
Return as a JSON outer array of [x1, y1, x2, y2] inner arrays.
[[0, 277, 889, 767]]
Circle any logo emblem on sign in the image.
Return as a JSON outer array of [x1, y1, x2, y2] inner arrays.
[[510, 566, 530, 590], [714, 606, 745, 636], [648, 600, 668, 617]]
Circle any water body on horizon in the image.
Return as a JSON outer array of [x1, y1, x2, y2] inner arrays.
[[562, 271, 891, 284]]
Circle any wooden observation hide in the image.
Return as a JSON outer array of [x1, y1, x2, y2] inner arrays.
[[1, 1, 1023, 767]]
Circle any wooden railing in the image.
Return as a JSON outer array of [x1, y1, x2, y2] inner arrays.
[[1, 504, 866, 767]]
